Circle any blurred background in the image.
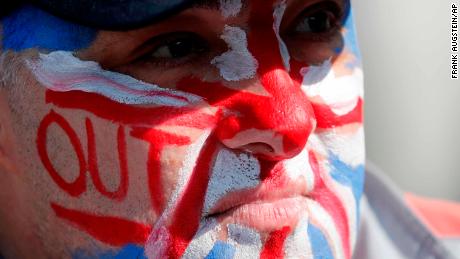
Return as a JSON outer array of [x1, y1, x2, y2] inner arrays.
[[354, 0, 460, 201]]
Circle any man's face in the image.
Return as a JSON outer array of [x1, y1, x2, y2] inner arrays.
[[0, 0, 364, 258]]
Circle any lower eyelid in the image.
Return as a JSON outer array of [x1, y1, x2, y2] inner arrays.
[[285, 26, 342, 43], [135, 49, 212, 69]]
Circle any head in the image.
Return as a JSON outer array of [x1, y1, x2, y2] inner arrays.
[[0, 0, 364, 258]]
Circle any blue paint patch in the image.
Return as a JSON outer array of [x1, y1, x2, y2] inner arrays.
[[343, 9, 362, 61], [205, 241, 235, 259], [73, 244, 146, 259], [308, 223, 333, 259], [329, 153, 365, 206], [2, 5, 96, 51], [329, 153, 365, 227]]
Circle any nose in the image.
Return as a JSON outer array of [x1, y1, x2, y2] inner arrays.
[[215, 68, 316, 160]]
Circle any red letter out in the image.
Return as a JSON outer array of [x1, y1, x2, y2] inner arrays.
[[37, 110, 87, 196]]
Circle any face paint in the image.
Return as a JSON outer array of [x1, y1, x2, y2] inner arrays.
[[227, 224, 262, 258], [2, 5, 96, 51], [28, 51, 202, 107], [273, 0, 291, 71], [211, 26, 259, 81], [219, 0, 243, 18], [6, 0, 365, 258]]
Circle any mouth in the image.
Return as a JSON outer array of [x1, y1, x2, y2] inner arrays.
[[205, 176, 310, 232], [207, 196, 309, 232]]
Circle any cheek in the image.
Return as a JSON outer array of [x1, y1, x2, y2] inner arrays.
[[286, 34, 344, 65], [20, 50, 220, 251]]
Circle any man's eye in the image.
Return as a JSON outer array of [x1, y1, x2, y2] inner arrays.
[[296, 10, 335, 33], [144, 32, 208, 61], [293, 2, 342, 34]]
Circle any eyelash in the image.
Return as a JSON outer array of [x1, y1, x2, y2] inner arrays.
[[136, 32, 210, 67], [287, 1, 344, 41]]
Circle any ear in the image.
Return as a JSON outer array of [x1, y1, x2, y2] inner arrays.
[[0, 91, 18, 174]]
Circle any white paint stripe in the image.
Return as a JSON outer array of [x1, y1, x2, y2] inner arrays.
[[302, 63, 364, 115], [284, 215, 313, 259], [203, 148, 260, 216], [182, 218, 221, 259], [211, 26, 259, 82], [318, 127, 365, 168], [283, 147, 315, 193], [27, 51, 202, 106], [273, 0, 291, 72]]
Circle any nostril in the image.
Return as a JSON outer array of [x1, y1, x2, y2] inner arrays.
[[239, 142, 275, 154]]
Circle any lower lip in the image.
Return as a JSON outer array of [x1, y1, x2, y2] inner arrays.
[[213, 196, 309, 232]]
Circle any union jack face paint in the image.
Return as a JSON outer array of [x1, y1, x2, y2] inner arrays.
[[1, 0, 364, 258]]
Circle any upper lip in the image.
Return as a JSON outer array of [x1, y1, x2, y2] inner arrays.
[[205, 175, 310, 218]]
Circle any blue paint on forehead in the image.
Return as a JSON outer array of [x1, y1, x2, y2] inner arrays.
[[205, 241, 235, 259], [2, 5, 96, 51], [308, 223, 333, 259]]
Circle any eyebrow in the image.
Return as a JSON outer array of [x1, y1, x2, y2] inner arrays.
[[191, 0, 248, 10], [192, 0, 220, 9]]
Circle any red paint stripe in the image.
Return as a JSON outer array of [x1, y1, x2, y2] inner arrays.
[[309, 151, 350, 259], [260, 226, 291, 259], [37, 110, 87, 197], [166, 138, 218, 258], [51, 203, 151, 246], [312, 98, 363, 129], [86, 119, 129, 201], [130, 127, 191, 214], [46, 90, 216, 129]]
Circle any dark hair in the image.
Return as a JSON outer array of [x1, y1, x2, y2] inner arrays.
[[0, 2, 24, 18]]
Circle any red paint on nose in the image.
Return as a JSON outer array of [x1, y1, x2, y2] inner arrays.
[[213, 69, 314, 160]]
